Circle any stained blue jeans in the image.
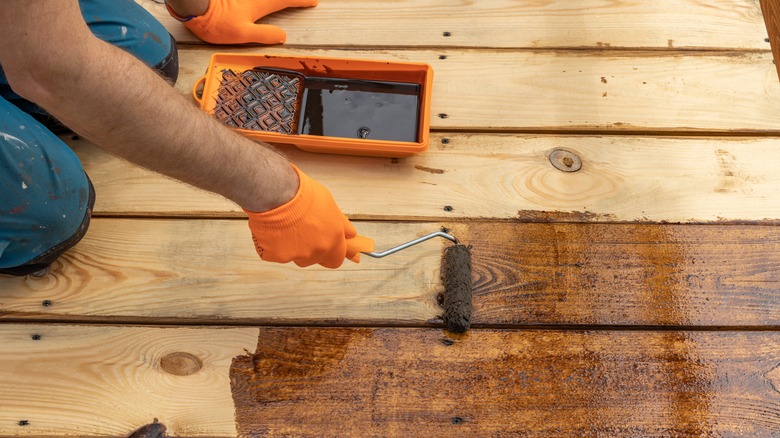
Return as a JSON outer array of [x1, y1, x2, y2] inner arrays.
[[0, 0, 178, 275]]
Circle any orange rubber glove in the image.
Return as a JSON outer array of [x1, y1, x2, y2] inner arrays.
[[245, 165, 374, 269], [167, 0, 318, 45]]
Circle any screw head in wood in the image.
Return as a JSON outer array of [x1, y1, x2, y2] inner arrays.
[[548, 148, 582, 172], [357, 127, 371, 138]]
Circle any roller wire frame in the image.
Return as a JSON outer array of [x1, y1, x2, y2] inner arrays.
[[362, 231, 473, 333]]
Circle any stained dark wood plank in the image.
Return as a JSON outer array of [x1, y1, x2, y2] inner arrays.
[[449, 222, 780, 327], [762, 0, 780, 80], [231, 327, 780, 437]]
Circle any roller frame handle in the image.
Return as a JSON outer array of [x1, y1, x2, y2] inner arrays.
[[362, 231, 458, 258]]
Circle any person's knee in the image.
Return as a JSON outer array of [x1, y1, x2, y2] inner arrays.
[[0, 106, 94, 272], [0, 167, 94, 275], [23, 170, 92, 247], [156, 34, 179, 85], [80, 0, 179, 84]]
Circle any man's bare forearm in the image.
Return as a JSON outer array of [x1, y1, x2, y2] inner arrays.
[[0, 0, 298, 212]]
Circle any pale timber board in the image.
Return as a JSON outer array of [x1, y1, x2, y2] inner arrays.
[[72, 134, 780, 222], [0, 324, 257, 438], [0, 219, 445, 324], [175, 48, 780, 133], [5, 220, 780, 327], [137, 0, 772, 50], [4, 325, 780, 436]]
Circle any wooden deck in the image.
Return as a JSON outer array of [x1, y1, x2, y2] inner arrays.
[[2, 1, 780, 436]]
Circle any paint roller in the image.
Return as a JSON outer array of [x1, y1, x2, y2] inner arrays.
[[362, 230, 473, 333]]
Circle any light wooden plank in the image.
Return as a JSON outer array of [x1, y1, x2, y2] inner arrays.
[[0, 324, 257, 437], [0, 219, 445, 324], [4, 220, 780, 327], [233, 328, 780, 436], [137, 0, 771, 50], [72, 134, 780, 222], [762, 0, 780, 80], [174, 47, 780, 133]]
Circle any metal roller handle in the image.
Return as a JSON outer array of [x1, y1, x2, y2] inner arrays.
[[362, 231, 458, 258]]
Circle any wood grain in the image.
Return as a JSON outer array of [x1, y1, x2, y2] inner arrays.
[[0, 219, 445, 324], [762, 0, 780, 80], [4, 220, 780, 327], [231, 327, 780, 437], [73, 134, 780, 222], [175, 48, 780, 133], [0, 324, 257, 437], [449, 222, 780, 327], [5, 325, 780, 437], [137, 0, 771, 50], [3, 3, 776, 437]]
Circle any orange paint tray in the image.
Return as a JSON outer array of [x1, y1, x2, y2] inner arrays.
[[193, 53, 434, 157]]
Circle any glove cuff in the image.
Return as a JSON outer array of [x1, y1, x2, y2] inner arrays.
[[164, 2, 198, 22], [243, 165, 315, 230], [180, 0, 229, 43]]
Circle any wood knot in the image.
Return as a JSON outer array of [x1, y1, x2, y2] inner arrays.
[[159, 352, 203, 376], [548, 148, 582, 172]]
